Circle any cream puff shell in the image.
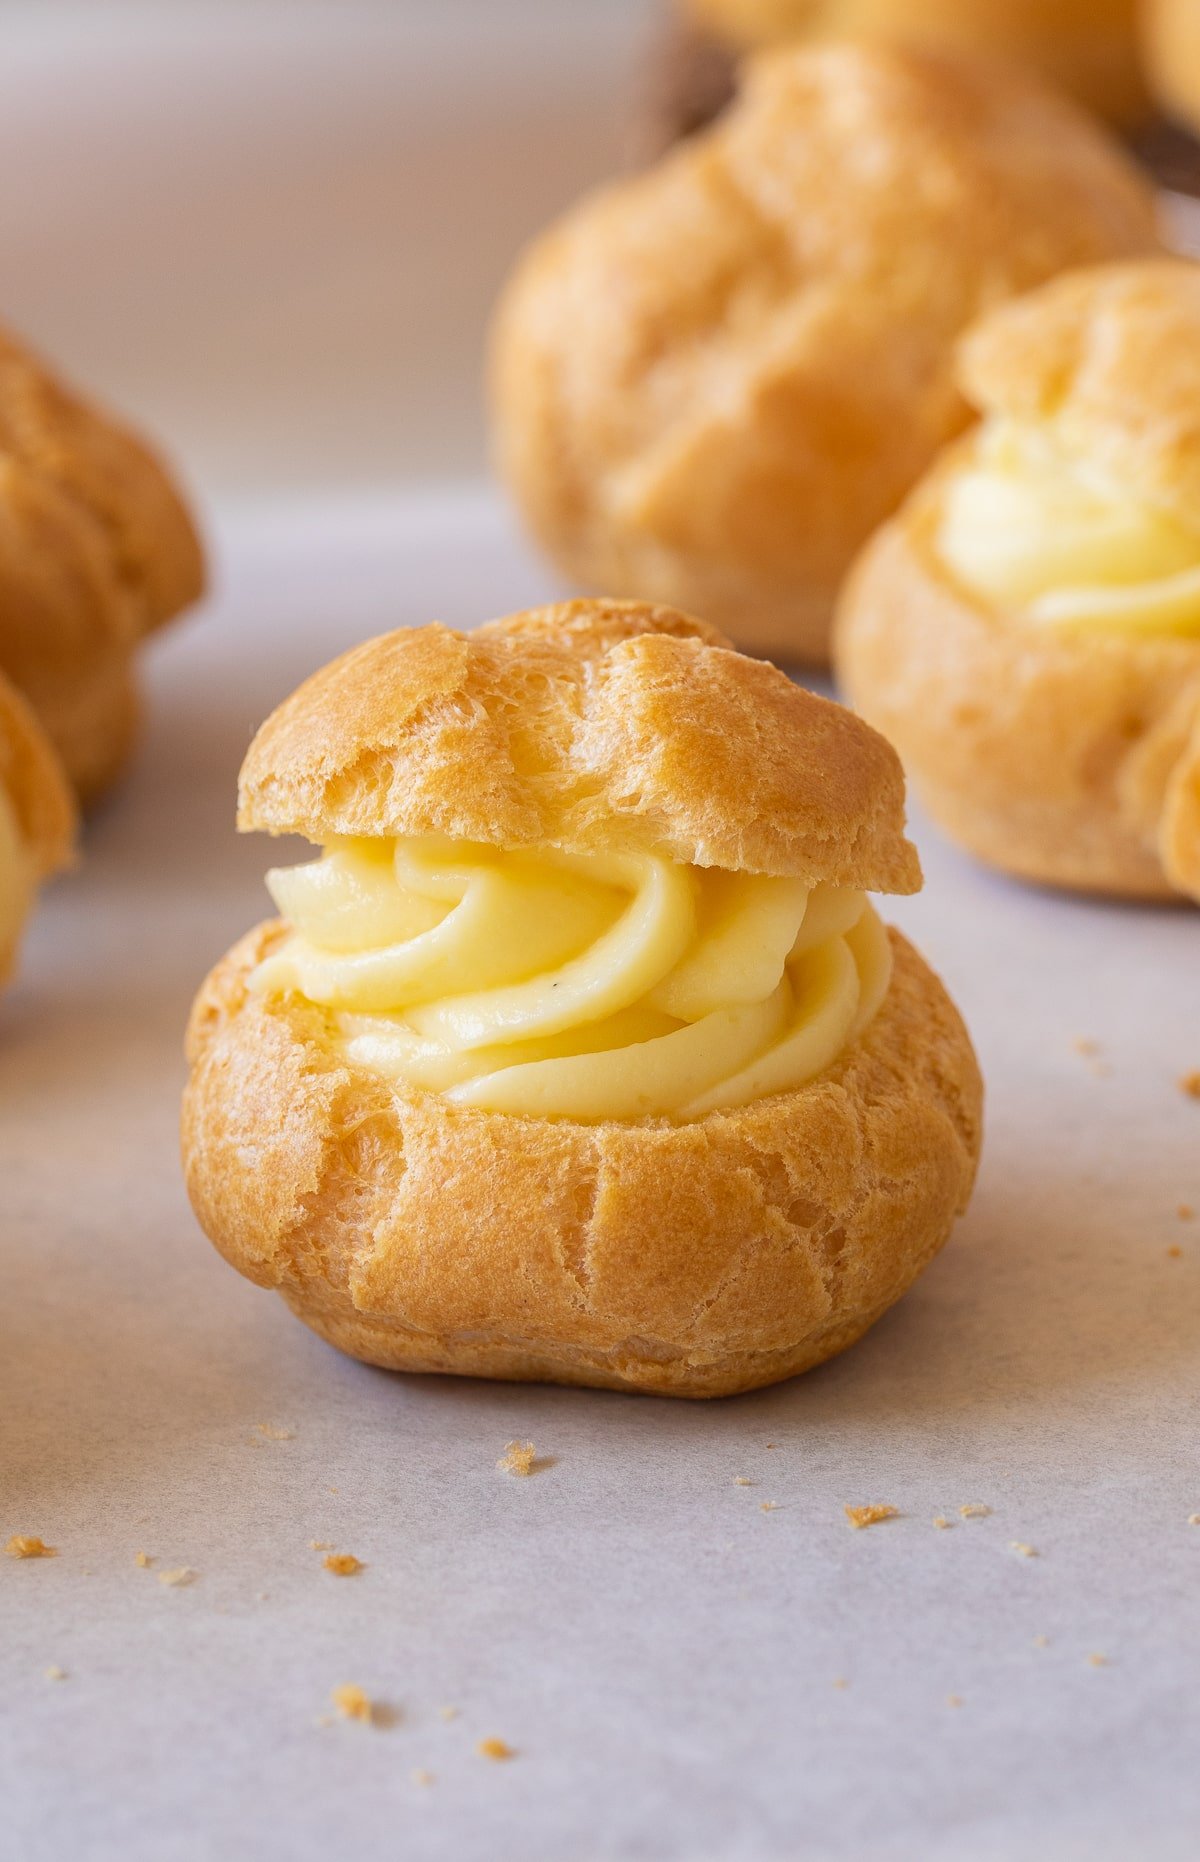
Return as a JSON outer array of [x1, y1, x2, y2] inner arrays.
[[0, 327, 204, 801], [0, 669, 75, 985], [491, 43, 1158, 664]]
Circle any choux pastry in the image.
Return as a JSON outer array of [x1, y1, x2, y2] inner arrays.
[[182, 599, 982, 1398], [0, 669, 75, 989], [491, 43, 1159, 665], [835, 260, 1200, 902], [680, 0, 1147, 128], [1143, 0, 1200, 140], [0, 326, 204, 802]]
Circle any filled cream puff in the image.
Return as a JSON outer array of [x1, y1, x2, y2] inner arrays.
[[491, 43, 1158, 667], [182, 600, 982, 1398], [835, 260, 1200, 902], [678, 0, 1147, 128], [0, 669, 75, 989], [0, 326, 205, 802]]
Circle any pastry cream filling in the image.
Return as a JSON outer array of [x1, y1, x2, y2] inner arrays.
[[0, 786, 33, 972], [936, 420, 1200, 637], [252, 836, 892, 1123]]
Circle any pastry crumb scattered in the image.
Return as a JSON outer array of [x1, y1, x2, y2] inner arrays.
[[497, 1441, 537, 1477], [1178, 1205, 1195, 1221], [1167, 1244, 1184, 1259], [5, 1536, 58, 1560], [933, 1515, 952, 1530], [255, 1422, 296, 1441], [832, 1677, 849, 1690], [1073, 1037, 1100, 1056], [439, 1705, 459, 1722], [1088, 1653, 1108, 1667], [760, 1500, 781, 1513], [134, 1551, 152, 1568], [959, 1503, 991, 1519], [1010, 1541, 1038, 1558], [733, 1477, 753, 1487], [1179, 1072, 1200, 1099], [332, 1684, 374, 1724], [309, 1540, 334, 1551], [477, 1737, 515, 1761], [946, 1694, 964, 1708], [323, 1553, 363, 1577], [1032, 1635, 1049, 1648], [844, 1503, 897, 1529], [44, 1666, 67, 1681], [412, 1769, 434, 1787], [157, 1567, 197, 1588]]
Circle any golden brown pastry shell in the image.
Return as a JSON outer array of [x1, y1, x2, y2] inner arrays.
[[834, 471, 1200, 901], [682, 0, 1147, 127], [0, 330, 205, 800], [182, 921, 982, 1399], [491, 43, 1159, 666], [1143, 0, 1200, 137], [0, 668, 75, 984]]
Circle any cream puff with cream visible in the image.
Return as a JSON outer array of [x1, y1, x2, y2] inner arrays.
[[836, 261, 1200, 901], [182, 600, 981, 1398], [0, 670, 75, 989]]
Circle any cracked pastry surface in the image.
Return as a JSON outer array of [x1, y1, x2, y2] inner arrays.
[[0, 669, 75, 989], [835, 260, 1200, 901], [0, 326, 205, 801], [182, 599, 982, 1397], [490, 42, 1158, 665]]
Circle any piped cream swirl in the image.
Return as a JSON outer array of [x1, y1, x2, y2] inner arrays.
[[936, 420, 1200, 637], [252, 836, 892, 1123]]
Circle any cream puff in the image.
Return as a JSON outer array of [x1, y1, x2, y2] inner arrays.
[[835, 260, 1200, 902], [182, 599, 982, 1398], [679, 1, 1147, 128], [491, 43, 1158, 667], [0, 669, 75, 989], [0, 326, 204, 802]]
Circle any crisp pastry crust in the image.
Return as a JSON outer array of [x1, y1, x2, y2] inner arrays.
[[1144, 0, 1200, 137], [182, 920, 981, 1399], [835, 463, 1200, 900], [238, 599, 922, 893], [681, 0, 1147, 126], [0, 327, 205, 800], [0, 669, 75, 984], [491, 42, 1158, 665]]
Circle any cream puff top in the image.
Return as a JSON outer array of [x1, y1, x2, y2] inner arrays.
[[252, 835, 892, 1123], [936, 420, 1200, 638]]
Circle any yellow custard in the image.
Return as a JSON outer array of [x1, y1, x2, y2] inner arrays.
[[936, 420, 1200, 637], [0, 784, 33, 977], [252, 836, 892, 1123]]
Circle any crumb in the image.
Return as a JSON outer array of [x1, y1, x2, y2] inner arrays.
[[959, 1503, 991, 1519], [760, 1500, 781, 1513], [134, 1551, 152, 1568], [832, 1677, 849, 1690], [844, 1503, 898, 1529], [1187, 1513, 1200, 1527], [1032, 1635, 1050, 1648], [1180, 1072, 1200, 1099], [1073, 1037, 1100, 1057], [497, 1441, 536, 1477], [1010, 1542, 1038, 1558], [412, 1769, 434, 1787], [477, 1737, 515, 1761], [44, 1666, 67, 1681], [933, 1516, 952, 1530], [157, 1567, 197, 1588], [328, 1487, 338, 1495], [255, 1423, 295, 1441], [257, 1592, 270, 1602], [947, 1694, 964, 1708], [1178, 1205, 1195, 1221], [5, 1536, 58, 1560], [309, 1540, 334, 1551], [439, 1705, 459, 1722], [1167, 1244, 1184, 1259], [332, 1684, 374, 1724], [765, 1442, 777, 1450], [1088, 1653, 1108, 1667], [733, 1477, 753, 1487], [323, 1553, 363, 1577]]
